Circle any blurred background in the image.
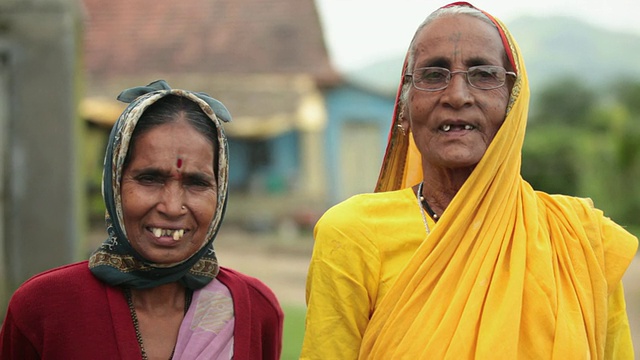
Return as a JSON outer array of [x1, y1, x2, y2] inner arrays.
[[1, 0, 639, 358]]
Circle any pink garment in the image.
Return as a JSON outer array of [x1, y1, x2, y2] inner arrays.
[[174, 279, 235, 359]]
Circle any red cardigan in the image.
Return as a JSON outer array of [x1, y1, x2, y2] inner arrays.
[[0, 261, 283, 359]]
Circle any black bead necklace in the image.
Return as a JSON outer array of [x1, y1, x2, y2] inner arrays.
[[124, 287, 193, 360], [418, 182, 439, 221]]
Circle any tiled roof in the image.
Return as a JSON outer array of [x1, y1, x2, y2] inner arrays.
[[81, 0, 339, 83]]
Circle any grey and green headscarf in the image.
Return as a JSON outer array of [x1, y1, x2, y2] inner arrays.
[[89, 80, 232, 290]]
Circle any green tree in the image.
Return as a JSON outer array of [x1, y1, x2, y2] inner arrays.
[[523, 77, 598, 196], [598, 81, 640, 228], [522, 77, 640, 232]]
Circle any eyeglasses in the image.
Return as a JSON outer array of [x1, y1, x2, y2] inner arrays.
[[405, 65, 516, 91]]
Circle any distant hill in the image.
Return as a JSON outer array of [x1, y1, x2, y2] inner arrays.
[[508, 16, 640, 90], [346, 16, 640, 97]]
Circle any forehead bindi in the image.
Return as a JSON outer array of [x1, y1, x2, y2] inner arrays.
[[128, 121, 215, 175]]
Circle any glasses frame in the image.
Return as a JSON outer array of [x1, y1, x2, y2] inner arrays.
[[405, 65, 517, 91]]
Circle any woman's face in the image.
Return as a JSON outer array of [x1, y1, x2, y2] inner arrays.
[[402, 15, 511, 171], [121, 118, 217, 264]]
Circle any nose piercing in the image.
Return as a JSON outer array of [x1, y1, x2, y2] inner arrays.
[[181, 206, 186, 210]]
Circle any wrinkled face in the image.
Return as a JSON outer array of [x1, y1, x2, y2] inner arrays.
[[121, 118, 217, 264], [402, 15, 512, 170]]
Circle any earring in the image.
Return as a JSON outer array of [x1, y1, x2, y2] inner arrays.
[[397, 123, 406, 136]]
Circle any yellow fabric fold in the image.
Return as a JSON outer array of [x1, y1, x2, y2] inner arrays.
[[363, 7, 638, 359]]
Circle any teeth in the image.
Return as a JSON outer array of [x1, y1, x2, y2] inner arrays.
[[150, 227, 185, 241], [172, 229, 184, 241], [441, 124, 475, 132]]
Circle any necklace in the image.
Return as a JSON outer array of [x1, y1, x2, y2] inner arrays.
[[416, 182, 431, 235], [417, 182, 439, 221], [124, 287, 193, 360]]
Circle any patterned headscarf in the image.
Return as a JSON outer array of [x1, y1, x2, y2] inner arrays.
[[89, 80, 232, 290]]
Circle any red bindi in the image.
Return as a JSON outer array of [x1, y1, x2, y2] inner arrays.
[[176, 158, 183, 168]]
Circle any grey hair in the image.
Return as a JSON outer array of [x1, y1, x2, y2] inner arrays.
[[399, 5, 498, 106]]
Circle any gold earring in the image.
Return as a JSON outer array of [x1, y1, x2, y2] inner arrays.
[[397, 123, 406, 136]]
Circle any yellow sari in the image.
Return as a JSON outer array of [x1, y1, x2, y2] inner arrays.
[[362, 4, 638, 359]]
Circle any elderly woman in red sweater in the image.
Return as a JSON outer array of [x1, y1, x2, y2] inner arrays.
[[0, 80, 283, 359]]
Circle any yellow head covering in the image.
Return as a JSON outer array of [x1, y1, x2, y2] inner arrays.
[[362, 3, 637, 358]]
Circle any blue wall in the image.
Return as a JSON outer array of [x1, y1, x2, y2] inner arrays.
[[323, 84, 395, 204], [227, 84, 395, 205], [228, 131, 300, 194]]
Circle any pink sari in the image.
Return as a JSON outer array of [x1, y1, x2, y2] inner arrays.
[[173, 279, 235, 359]]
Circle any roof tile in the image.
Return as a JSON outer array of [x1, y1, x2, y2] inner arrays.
[[82, 0, 339, 81]]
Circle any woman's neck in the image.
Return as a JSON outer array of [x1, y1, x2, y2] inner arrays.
[[420, 165, 473, 215], [130, 282, 187, 314], [125, 283, 190, 359]]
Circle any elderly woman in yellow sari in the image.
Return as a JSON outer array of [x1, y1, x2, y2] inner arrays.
[[301, 2, 638, 359]]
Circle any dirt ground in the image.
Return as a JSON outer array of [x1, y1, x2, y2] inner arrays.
[[622, 254, 640, 351], [214, 226, 640, 351], [214, 225, 312, 307]]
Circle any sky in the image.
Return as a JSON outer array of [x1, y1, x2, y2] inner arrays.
[[315, 0, 640, 71]]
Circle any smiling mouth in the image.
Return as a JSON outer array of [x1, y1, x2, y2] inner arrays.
[[148, 227, 186, 241], [440, 124, 476, 132]]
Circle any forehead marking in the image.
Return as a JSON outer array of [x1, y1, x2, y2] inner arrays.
[[177, 158, 183, 168]]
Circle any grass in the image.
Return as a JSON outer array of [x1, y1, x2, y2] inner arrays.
[[282, 304, 307, 360]]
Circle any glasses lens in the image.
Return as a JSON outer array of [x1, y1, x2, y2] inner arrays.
[[415, 68, 449, 90], [468, 66, 505, 89]]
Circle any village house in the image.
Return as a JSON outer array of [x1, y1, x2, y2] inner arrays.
[[80, 0, 396, 238]]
